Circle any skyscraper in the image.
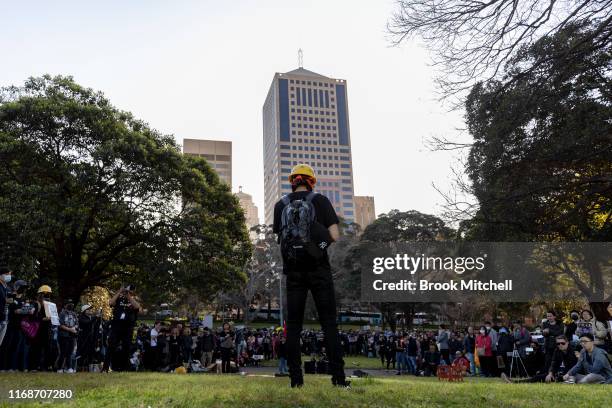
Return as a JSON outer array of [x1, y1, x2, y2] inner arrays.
[[182, 138, 232, 187], [236, 186, 260, 240], [353, 195, 376, 231], [263, 67, 355, 225]]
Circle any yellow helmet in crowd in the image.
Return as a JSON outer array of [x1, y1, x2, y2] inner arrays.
[[37, 285, 52, 294], [288, 164, 317, 184]]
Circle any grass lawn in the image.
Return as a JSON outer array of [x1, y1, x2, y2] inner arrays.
[[259, 355, 387, 369], [1, 372, 609, 408]]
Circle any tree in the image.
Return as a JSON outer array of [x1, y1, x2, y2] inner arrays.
[[341, 210, 457, 331], [462, 23, 612, 318], [389, 0, 612, 101], [218, 224, 282, 324], [0, 75, 251, 303]]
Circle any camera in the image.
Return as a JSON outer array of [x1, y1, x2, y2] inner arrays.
[[124, 284, 136, 292]]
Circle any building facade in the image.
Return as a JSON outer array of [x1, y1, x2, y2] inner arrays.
[[353, 195, 376, 231], [262, 67, 355, 225], [236, 186, 260, 239], [183, 138, 232, 186]]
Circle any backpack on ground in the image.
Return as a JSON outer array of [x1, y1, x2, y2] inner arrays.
[[279, 192, 318, 265]]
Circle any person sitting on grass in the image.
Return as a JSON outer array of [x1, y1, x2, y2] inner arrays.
[[451, 351, 470, 375], [502, 335, 577, 383], [563, 334, 612, 384]]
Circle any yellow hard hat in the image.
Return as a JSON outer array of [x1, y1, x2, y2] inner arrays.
[[289, 164, 317, 184], [37, 285, 52, 294]]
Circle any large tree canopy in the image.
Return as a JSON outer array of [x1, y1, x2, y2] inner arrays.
[[0, 75, 251, 303], [463, 23, 612, 315]]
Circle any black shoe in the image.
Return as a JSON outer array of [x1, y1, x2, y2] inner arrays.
[[334, 380, 351, 389], [291, 378, 304, 388]]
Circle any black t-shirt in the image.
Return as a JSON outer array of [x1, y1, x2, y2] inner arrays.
[[112, 296, 137, 327], [273, 191, 339, 270], [273, 191, 339, 234]]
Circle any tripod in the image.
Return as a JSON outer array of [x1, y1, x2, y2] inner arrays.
[[508, 343, 529, 379]]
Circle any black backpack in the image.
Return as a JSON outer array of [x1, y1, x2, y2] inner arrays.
[[279, 192, 318, 265]]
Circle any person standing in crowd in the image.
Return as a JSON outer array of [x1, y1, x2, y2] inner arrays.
[[104, 285, 141, 372], [0, 268, 11, 347], [219, 322, 235, 373], [437, 324, 450, 364], [77, 304, 97, 371], [277, 335, 288, 375], [272, 164, 349, 389], [423, 343, 441, 376], [148, 321, 162, 370], [475, 326, 494, 377], [167, 326, 181, 369], [484, 321, 498, 375], [57, 299, 78, 373], [395, 334, 407, 375], [564, 333, 612, 384], [199, 327, 215, 368], [513, 320, 531, 357], [180, 327, 194, 364], [542, 311, 564, 371], [30, 285, 56, 372], [2, 280, 31, 371], [576, 310, 608, 350], [463, 326, 476, 376], [497, 327, 514, 376], [406, 333, 418, 375], [565, 310, 579, 344]]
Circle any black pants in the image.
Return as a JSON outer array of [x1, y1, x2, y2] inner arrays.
[[221, 348, 232, 373], [285, 262, 345, 384], [105, 325, 132, 372], [57, 336, 76, 371]]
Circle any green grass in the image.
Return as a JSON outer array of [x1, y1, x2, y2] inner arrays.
[[0, 372, 609, 408], [259, 355, 387, 369]]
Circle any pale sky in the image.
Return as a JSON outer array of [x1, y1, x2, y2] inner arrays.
[[1, 0, 468, 224]]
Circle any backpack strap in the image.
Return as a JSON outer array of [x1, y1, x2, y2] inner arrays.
[[281, 195, 291, 206], [305, 191, 318, 203]]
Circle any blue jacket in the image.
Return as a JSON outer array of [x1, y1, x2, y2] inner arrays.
[[568, 347, 612, 381]]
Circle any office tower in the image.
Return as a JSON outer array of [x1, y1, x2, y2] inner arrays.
[[182, 138, 232, 187], [353, 195, 376, 231], [263, 67, 355, 224]]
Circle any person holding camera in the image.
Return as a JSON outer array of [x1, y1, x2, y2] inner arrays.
[[104, 285, 141, 372]]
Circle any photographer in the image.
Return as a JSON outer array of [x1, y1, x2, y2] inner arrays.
[[104, 284, 141, 372], [503, 335, 577, 383]]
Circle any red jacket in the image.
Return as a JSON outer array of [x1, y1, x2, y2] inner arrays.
[[475, 334, 493, 356]]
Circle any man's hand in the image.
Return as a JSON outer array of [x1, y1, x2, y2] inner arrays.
[[545, 372, 553, 383], [563, 373, 570, 381]]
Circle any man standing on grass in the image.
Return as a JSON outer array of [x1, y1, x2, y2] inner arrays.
[[273, 164, 350, 389]]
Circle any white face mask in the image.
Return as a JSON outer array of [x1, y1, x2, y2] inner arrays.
[[480, 329, 486, 334], [2, 274, 11, 283]]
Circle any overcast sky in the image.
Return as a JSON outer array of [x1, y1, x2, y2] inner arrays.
[[1, 0, 468, 223]]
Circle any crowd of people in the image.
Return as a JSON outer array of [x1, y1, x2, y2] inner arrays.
[[1, 268, 611, 384]]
